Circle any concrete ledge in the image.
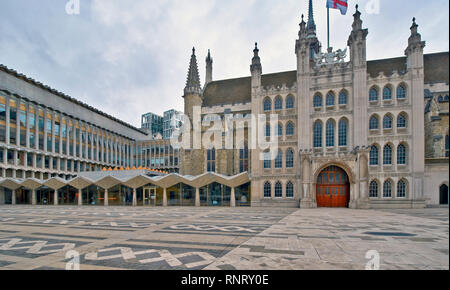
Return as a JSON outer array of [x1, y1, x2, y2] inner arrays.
[[251, 199, 299, 208], [370, 199, 426, 209]]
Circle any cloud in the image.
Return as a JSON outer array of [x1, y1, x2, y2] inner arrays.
[[0, 0, 448, 128]]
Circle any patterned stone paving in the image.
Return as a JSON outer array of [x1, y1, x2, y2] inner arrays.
[[0, 205, 447, 270]]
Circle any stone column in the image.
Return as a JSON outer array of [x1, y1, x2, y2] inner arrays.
[[230, 187, 236, 207], [32, 189, 37, 205], [132, 188, 137, 207], [54, 190, 58, 205], [195, 187, 200, 207], [163, 188, 167, 207], [104, 189, 109, 206], [11, 190, 16, 205], [78, 189, 82, 206]]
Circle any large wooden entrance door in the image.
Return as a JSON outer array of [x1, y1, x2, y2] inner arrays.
[[316, 166, 350, 208]]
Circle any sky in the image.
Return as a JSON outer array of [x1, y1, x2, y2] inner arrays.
[[0, 0, 448, 128]]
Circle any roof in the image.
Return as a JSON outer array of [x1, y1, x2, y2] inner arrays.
[[203, 52, 449, 107], [0, 64, 147, 135]]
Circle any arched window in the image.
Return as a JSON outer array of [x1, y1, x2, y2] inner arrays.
[[383, 144, 393, 165], [383, 115, 393, 129], [207, 148, 216, 172], [397, 144, 407, 165], [445, 134, 449, 157], [277, 123, 283, 137], [265, 123, 271, 137], [263, 151, 271, 169], [275, 150, 283, 169], [397, 114, 407, 128], [286, 149, 294, 168], [326, 93, 335, 106], [369, 116, 379, 130], [445, 95, 450, 102], [370, 145, 379, 165], [383, 180, 392, 198], [397, 180, 407, 198], [239, 146, 249, 173], [339, 91, 348, 105], [286, 182, 294, 198], [383, 86, 392, 100], [263, 98, 272, 112], [314, 94, 323, 108], [274, 97, 283, 111], [264, 182, 271, 198], [275, 182, 282, 198], [438, 96, 444, 102], [369, 87, 378, 102], [313, 122, 322, 148], [397, 85, 406, 99], [326, 120, 335, 147], [338, 119, 348, 147], [286, 96, 294, 109], [369, 181, 379, 198], [286, 122, 295, 136]]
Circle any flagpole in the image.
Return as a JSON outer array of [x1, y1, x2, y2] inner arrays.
[[327, 7, 330, 49]]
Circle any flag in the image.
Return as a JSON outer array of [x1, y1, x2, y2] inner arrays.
[[326, 0, 348, 15]]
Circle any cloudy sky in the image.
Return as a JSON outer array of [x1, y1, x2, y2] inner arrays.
[[0, 0, 448, 128]]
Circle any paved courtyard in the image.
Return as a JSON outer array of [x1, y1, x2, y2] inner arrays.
[[0, 205, 448, 270]]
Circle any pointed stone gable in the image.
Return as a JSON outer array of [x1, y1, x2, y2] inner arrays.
[[184, 47, 202, 95]]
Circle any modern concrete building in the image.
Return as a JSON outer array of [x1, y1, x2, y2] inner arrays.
[[0, 3, 448, 208]]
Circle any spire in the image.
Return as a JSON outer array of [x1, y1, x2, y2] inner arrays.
[[184, 47, 202, 95], [250, 42, 262, 72], [352, 4, 363, 31], [205, 49, 213, 86], [405, 17, 425, 57], [299, 14, 306, 36], [307, 0, 316, 35]]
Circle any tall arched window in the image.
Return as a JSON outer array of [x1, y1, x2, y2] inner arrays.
[[326, 93, 335, 106], [383, 86, 392, 100], [274, 96, 283, 111], [239, 146, 249, 173], [286, 122, 295, 136], [264, 182, 272, 198], [383, 115, 393, 129], [286, 149, 294, 168], [339, 90, 348, 105], [263, 98, 272, 112], [397, 180, 407, 198], [338, 119, 348, 147], [397, 114, 407, 128], [275, 182, 282, 198], [383, 144, 393, 165], [275, 150, 283, 169], [383, 180, 392, 198], [326, 120, 335, 147], [286, 182, 294, 198], [277, 123, 283, 137], [207, 148, 216, 172], [313, 122, 322, 148], [445, 134, 449, 157], [263, 150, 271, 169], [314, 94, 322, 108], [286, 96, 294, 109], [369, 87, 378, 102], [369, 181, 379, 198], [370, 145, 379, 165], [397, 85, 406, 99], [397, 144, 407, 165], [369, 116, 379, 130], [265, 123, 271, 137]]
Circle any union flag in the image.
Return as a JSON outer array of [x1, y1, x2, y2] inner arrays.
[[326, 0, 348, 15]]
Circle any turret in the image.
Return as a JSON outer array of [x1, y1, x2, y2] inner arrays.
[[205, 49, 213, 86], [250, 42, 262, 90], [405, 17, 426, 69], [347, 5, 368, 68], [183, 47, 203, 121]]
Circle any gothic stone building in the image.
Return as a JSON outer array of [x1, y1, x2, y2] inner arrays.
[[0, 5, 448, 208]]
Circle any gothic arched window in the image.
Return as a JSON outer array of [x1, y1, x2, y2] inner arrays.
[[264, 182, 271, 198], [263, 98, 272, 112], [313, 122, 322, 148], [286, 96, 294, 109], [397, 144, 407, 165], [397, 85, 406, 99], [369, 116, 379, 130], [369, 181, 379, 198], [263, 150, 271, 169], [314, 94, 323, 108], [338, 119, 348, 147], [397, 114, 407, 128], [286, 122, 295, 136], [286, 149, 294, 168], [398, 180, 407, 198], [369, 87, 378, 102], [265, 123, 271, 137], [383, 180, 392, 198], [277, 123, 283, 137], [339, 90, 348, 105], [326, 120, 335, 147], [383, 145, 393, 165], [275, 150, 283, 169], [274, 96, 283, 111], [326, 93, 335, 106], [275, 182, 282, 198], [286, 182, 294, 198], [370, 145, 379, 165], [383, 86, 392, 100], [383, 115, 393, 129]]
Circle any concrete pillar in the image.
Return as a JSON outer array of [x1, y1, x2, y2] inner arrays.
[[104, 189, 109, 206], [163, 188, 167, 207], [54, 190, 58, 205], [230, 187, 236, 207], [195, 187, 200, 207], [11, 190, 16, 205], [78, 189, 82, 206], [32, 189, 37, 205], [132, 188, 137, 207]]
